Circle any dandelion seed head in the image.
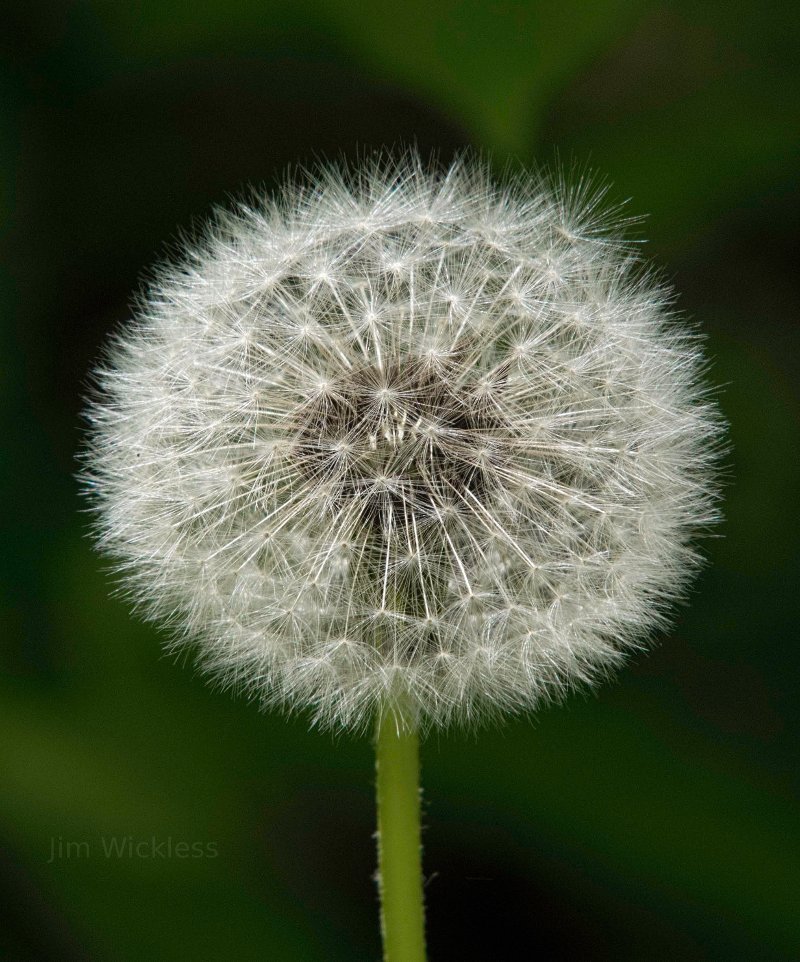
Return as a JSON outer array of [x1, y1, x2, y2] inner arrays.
[[83, 151, 723, 732]]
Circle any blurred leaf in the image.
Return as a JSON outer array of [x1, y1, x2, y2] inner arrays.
[[320, 0, 654, 154], [539, 4, 799, 244]]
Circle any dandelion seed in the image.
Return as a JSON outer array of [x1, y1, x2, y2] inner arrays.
[[82, 151, 723, 733]]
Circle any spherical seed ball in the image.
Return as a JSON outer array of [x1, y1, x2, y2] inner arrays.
[[83, 152, 723, 732]]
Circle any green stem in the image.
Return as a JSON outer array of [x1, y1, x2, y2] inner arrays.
[[375, 711, 427, 962]]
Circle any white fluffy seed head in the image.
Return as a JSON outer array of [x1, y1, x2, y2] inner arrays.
[[82, 151, 723, 733]]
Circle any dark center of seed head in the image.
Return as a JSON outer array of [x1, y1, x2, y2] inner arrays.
[[294, 354, 503, 527]]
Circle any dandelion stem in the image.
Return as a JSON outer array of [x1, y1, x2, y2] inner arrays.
[[375, 711, 427, 962]]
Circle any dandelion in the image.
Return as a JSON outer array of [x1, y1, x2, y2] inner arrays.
[[83, 151, 722, 961]]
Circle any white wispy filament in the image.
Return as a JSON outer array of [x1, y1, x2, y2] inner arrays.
[[84, 153, 722, 731]]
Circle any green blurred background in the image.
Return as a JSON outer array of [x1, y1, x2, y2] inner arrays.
[[2, 2, 798, 959]]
